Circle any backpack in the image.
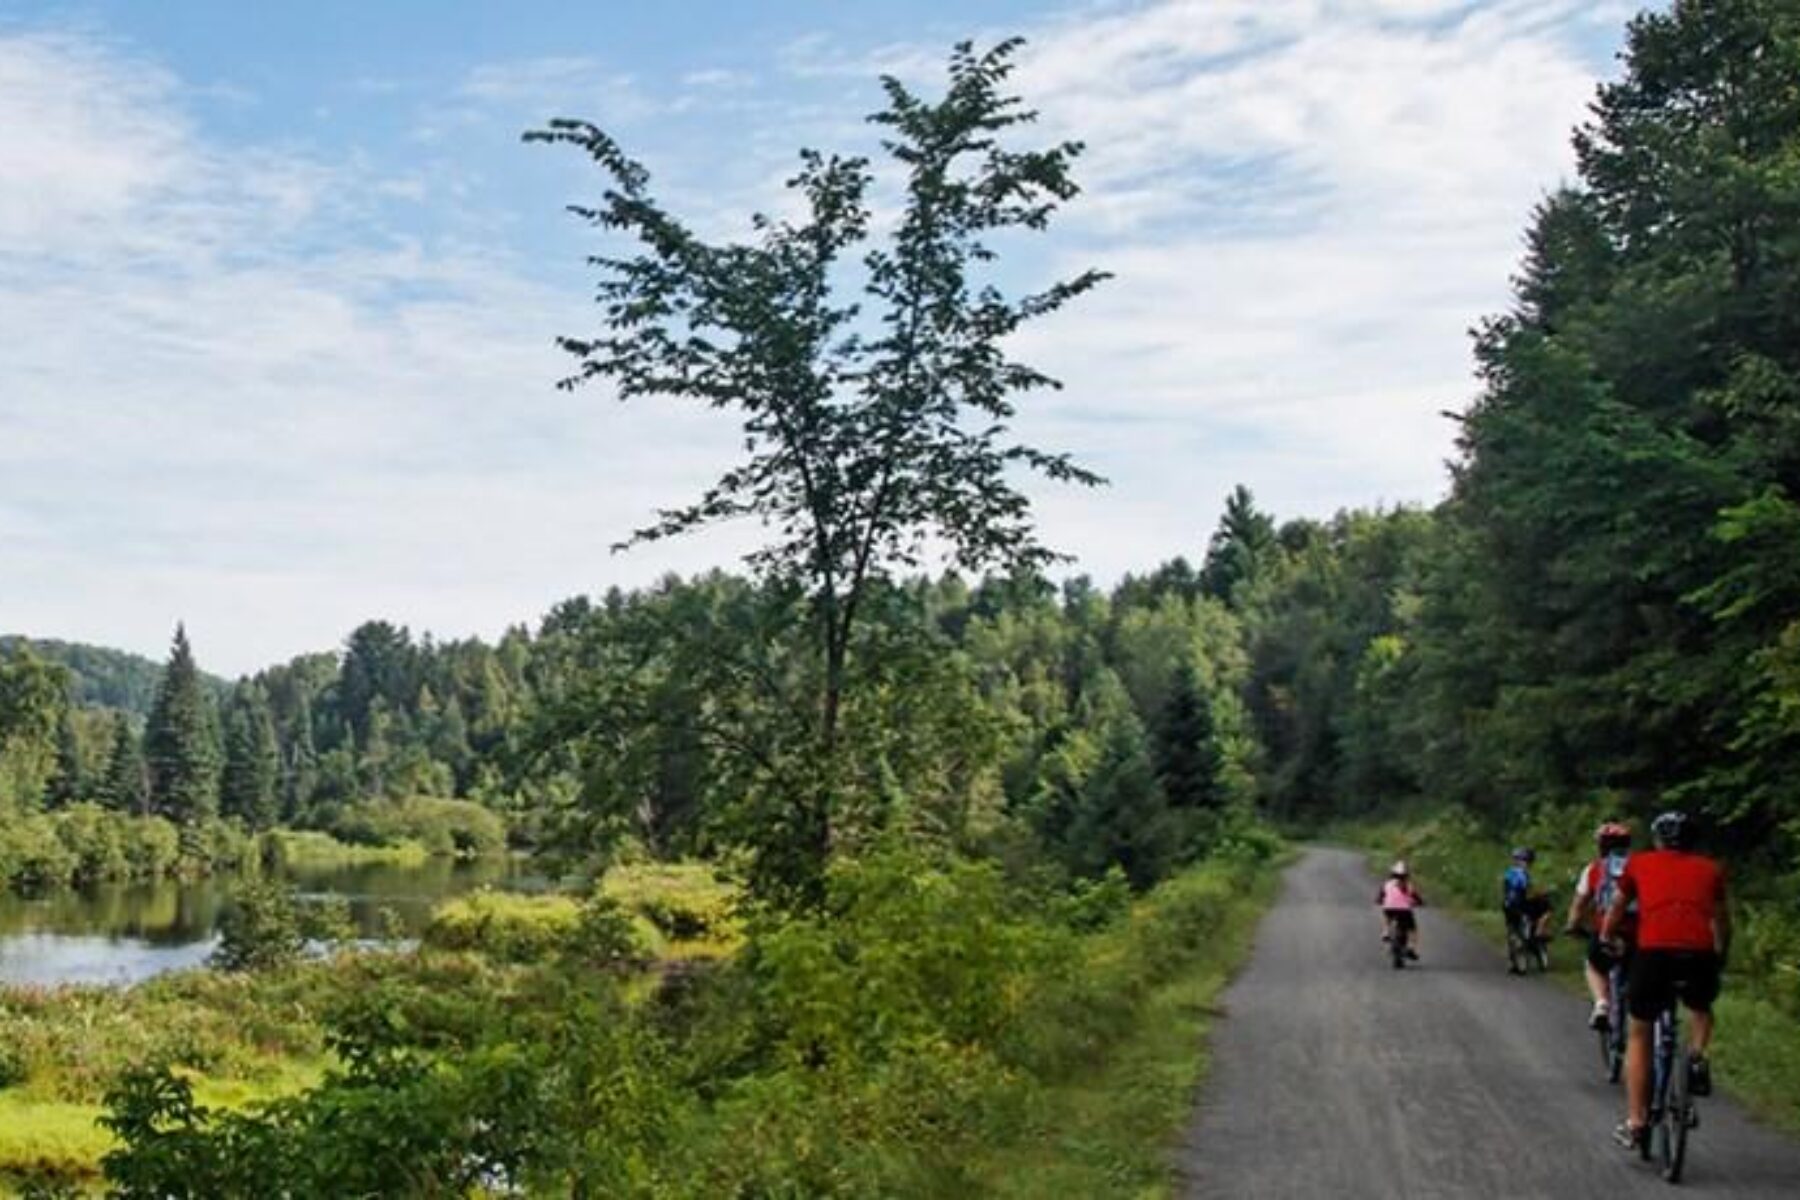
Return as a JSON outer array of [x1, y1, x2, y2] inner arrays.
[[1593, 851, 1630, 916]]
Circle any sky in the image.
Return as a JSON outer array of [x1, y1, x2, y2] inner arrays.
[[1, 0, 1642, 676]]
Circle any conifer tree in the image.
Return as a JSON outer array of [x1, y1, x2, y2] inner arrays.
[[101, 713, 149, 814], [283, 691, 319, 822], [44, 710, 85, 810], [1155, 660, 1223, 814], [144, 625, 220, 825], [222, 682, 281, 830]]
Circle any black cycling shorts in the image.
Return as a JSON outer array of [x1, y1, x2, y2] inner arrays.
[[1383, 909, 1417, 933], [1627, 949, 1721, 1022], [1586, 934, 1634, 975]]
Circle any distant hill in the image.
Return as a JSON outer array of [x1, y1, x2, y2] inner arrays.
[[0, 636, 229, 715]]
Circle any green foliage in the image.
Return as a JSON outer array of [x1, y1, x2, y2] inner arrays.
[[422, 890, 590, 962], [330, 796, 506, 858], [143, 626, 220, 827], [220, 683, 280, 831], [0, 644, 69, 815], [528, 37, 1106, 905], [211, 881, 308, 973], [92, 847, 1280, 1197]]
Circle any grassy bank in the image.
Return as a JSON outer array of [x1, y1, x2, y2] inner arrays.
[[2, 845, 1286, 1195], [262, 828, 430, 867], [967, 857, 1283, 1197], [1336, 810, 1800, 1133]]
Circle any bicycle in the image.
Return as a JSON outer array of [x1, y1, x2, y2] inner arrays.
[[1641, 995, 1700, 1183], [1382, 911, 1416, 970], [1505, 901, 1552, 974], [1598, 953, 1629, 1084]]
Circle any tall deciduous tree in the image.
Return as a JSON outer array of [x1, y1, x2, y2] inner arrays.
[[144, 625, 220, 826], [0, 643, 68, 813], [529, 39, 1106, 902]]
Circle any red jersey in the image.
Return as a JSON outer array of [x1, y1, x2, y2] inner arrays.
[[1618, 849, 1726, 952]]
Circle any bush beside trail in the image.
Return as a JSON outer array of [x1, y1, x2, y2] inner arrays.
[[96, 842, 1283, 1198]]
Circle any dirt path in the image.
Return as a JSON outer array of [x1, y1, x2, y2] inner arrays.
[[1179, 847, 1800, 1198]]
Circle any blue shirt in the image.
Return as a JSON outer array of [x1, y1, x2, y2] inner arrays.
[[1502, 864, 1531, 906]]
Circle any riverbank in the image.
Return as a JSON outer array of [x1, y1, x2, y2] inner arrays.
[[0, 852, 1285, 1194]]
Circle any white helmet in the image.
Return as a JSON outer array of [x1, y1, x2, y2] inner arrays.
[[1390, 860, 1409, 877]]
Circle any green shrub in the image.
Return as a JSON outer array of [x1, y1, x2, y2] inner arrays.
[[331, 797, 506, 858], [601, 863, 740, 953], [422, 890, 585, 961], [52, 804, 130, 883], [121, 816, 179, 878], [212, 882, 307, 973]]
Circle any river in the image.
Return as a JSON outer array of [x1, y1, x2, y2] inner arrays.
[[0, 856, 531, 988]]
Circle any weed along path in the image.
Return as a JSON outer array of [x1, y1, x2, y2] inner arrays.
[[1179, 847, 1800, 1199]]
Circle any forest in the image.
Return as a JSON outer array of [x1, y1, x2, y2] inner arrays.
[[0, 0, 1796, 1194]]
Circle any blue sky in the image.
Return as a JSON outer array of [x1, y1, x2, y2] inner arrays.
[[2, 0, 1640, 675]]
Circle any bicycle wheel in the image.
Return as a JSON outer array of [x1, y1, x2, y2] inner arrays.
[[1532, 936, 1551, 973], [1505, 925, 1524, 974], [1595, 1023, 1613, 1078], [1659, 1053, 1690, 1182]]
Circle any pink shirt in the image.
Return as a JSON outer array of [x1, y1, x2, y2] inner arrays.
[[1380, 880, 1419, 910]]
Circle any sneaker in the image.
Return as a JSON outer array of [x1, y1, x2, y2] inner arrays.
[[1589, 1000, 1611, 1031], [1688, 1054, 1712, 1097], [1613, 1121, 1647, 1152]]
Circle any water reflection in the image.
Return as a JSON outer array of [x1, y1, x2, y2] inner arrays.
[[0, 857, 532, 988]]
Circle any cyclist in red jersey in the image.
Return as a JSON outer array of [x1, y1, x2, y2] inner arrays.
[[1601, 810, 1730, 1152]]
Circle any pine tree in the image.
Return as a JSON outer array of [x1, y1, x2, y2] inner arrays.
[[144, 625, 220, 825], [283, 690, 319, 822], [221, 682, 281, 830], [101, 713, 149, 815], [1200, 485, 1278, 606], [44, 710, 85, 810], [1155, 661, 1223, 813]]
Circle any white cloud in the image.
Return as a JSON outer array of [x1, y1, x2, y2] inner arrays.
[[1, 3, 1630, 672]]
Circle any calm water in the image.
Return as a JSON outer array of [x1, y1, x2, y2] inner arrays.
[[0, 857, 530, 988]]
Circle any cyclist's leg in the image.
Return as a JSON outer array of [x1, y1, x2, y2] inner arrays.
[[1625, 950, 1676, 1132], [1584, 937, 1613, 1022], [1625, 1017, 1654, 1126], [1677, 951, 1721, 1058]]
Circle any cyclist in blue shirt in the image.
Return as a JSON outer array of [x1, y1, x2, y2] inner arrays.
[[1502, 847, 1551, 973]]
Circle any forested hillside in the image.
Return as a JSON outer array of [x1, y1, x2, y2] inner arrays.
[[0, 637, 200, 716]]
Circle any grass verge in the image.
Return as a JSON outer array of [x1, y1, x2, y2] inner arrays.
[[965, 856, 1284, 1198]]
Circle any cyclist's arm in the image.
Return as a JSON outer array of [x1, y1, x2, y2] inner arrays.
[[1565, 888, 1589, 932]]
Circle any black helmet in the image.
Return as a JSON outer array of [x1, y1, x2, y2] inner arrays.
[[1651, 810, 1695, 850]]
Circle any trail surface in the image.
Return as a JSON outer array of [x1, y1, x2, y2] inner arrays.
[[1180, 847, 1800, 1198]]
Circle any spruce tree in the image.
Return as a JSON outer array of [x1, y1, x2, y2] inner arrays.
[[144, 625, 220, 825], [283, 692, 319, 823], [44, 710, 85, 810], [101, 713, 149, 814], [221, 682, 281, 830], [1155, 660, 1223, 813]]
